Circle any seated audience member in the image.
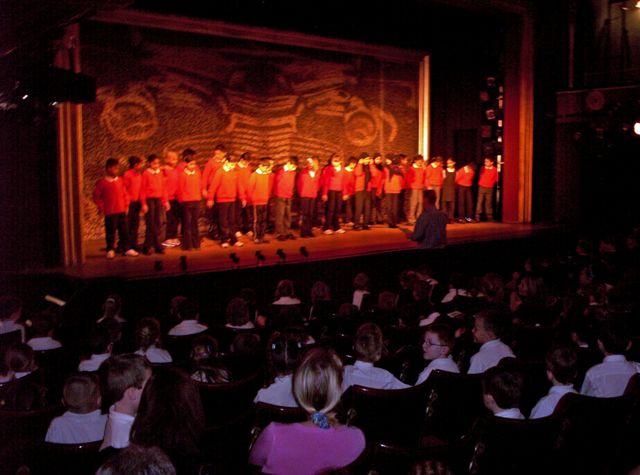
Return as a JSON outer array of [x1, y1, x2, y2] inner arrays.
[[482, 366, 525, 420], [1, 344, 46, 410], [371, 291, 399, 327], [230, 332, 263, 376], [468, 309, 514, 374], [343, 323, 409, 390], [254, 332, 303, 407], [100, 354, 151, 450], [5, 342, 38, 379], [167, 299, 208, 337], [400, 279, 433, 328], [240, 287, 265, 326], [96, 444, 176, 475], [130, 367, 205, 474], [581, 322, 640, 397], [98, 294, 126, 324], [45, 373, 107, 443], [189, 334, 230, 383], [0, 295, 25, 341], [308, 281, 335, 320], [352, 273, 371, 311], [415, 323, 460, 385], [273, 280, 301, 305], [530, 346, 578, 419], [78, 325, 114, 372], [225, 297, 255, 330], [134, 318, 172, 364], [249, 348, 365, 474], [26, 312, 62, 351]]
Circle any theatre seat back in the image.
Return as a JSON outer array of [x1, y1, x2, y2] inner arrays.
[[197, 371, 262, 427]]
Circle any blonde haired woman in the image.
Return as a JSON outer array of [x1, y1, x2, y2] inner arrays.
[[249, 348, 365, 474]]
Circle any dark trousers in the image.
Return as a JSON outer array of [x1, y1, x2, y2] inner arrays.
[[207, 205, 219, 239], [371, 189, 383, 223], [127, 201, 142, 249], [457, 186, 473, 219], [476, 186, 494, 220], [105, 213, 128, 252], [444, 200, 455, 221], [166, 199, 180, 239], [144, 198, 163, 252], [385, 193, 400, 227], [235, 199, 250, 234], [253, 205, 267, 240], [344, 195, 355, 223], [218, 201, 237, 244], [181, 201, 200, 250], [299, 197, 315, 236], [354, 190, 371, 227], [324, 190, 342, 231], [274, 197, 292, 237]]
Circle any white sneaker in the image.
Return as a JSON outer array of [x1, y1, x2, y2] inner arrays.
[[125, 249, 139, 257], [235, 231, 243, 238], [221, 242, 230, 248], [162, 240, 173, 247], [323, 229, 334, 235], [172, 239, 181, 247], [336, 228, 346, 234], [234, 241, 244, 247], [346, 222, 354, 227], [106, 250, 116, 259]]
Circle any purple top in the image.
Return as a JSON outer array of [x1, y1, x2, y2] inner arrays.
[[249, 421, 365, 474]]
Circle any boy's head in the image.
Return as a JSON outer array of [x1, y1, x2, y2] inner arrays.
[[239, 152, 251, 167], [446, 158, 455, 168], [422, 324, 455, 361], [597, 320, 630, 355], [4, 343, 36, 373], [213, 144, 227, 161], [100, 354, 151, 410], [182, 148, 197, 162], [87, 324, 114, 355], [482, 366, 524, 413], [105, 158, 120, 177], [354, 323, 384, 363], [346, 157, 357, 170], [0, 296, 22, 322], [63, 373, 101, 414], [258, 157, 271, 172], [358, 152, 371, 164], [128, 156, 142, 170], [546, 346, 578, 386], [484, 157, 495, 167], [330, 154, 342, 167], [472, 309, 508, 344], [225, 297, 250, 327], [177, 298, 199, 322], [285, 156, 298, 171], [268, 331, 304, 377], [373, 153, 383, 165], [30, 312, 55, 338], [164, 150, 179, 168], [223, 154, 238, 169], [412, 155, 424, 166], [147, 154, 161, 170]]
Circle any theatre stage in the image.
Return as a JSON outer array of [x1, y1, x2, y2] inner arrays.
[[63, 222, 559, 280]]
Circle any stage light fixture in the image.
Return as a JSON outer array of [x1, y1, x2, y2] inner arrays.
[[636, 1, 640, 8], [634, 121, 640, 135], [276, 249, 286, 262], [300, 246, 309, 258], [179, 255, 187, 271], [230, 253, 240, 265], [255, 250, 265, 264]]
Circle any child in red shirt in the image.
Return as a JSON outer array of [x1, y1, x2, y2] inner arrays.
[[248, 158, 274, 243], [353, 152, 374, 230], [321, 154, 347, 235], [425, 156, 444, 210], [236, 153, 252, 237], [455, 163, 475, 223], [162, 150, 181, 247], [297, 157, 320, 238], [202, 144, 227, 240], [273, 156, 298, 241], [177, 150, 201, 250], [406, 155, 426, 224], [207, 155, 245, 248], [370, 153, 385, 224], [93, 158, 138, 259], [476, 157, 499, 221], [343, 157, 357, 226], [380, 155, 405, 228], [123, 156, 143, 251], [140, 154, 169, 255]]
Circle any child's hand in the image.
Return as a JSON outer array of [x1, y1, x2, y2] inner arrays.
[[141, 204, 149, 214], [322, 195, 328, 202], [164, 202, 171, 211], [342, 195, 349, 201]]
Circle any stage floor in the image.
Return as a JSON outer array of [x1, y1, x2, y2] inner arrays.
[[63, 222, 559, 280]]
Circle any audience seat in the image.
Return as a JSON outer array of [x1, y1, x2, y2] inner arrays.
[[422, 370, 486, 442], [253, 401, 307, 428], [0, 329, 22, 349], [197, 371, 263, 427], [342, 379, 431, 447], [34, 347, 75, 403], [34, 441, 102, 475], [165, 331, 208, 364], [509, 325, 555, 362]]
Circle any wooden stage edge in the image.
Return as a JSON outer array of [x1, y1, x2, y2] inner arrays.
[[54, 222, 564, 281]]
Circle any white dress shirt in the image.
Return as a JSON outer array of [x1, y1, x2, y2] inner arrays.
[[135, 345, 173, 364], [580, 354, 640, 398], [45, 410, 107, 444], [254, 374, 298, 407], [415, 356, 460, 385], [100, 405, 135, 450], [530, 385, 576, 419], [0, 321, 25, 341], [272, 297, 301, 305], [352, 290, 370, 310], [468, 339, 515, 374], [27, 337, 62, 351], [226, 322, 255, 330], [78, 353, 111, 372], [343, 360, 410, 391], [494, 408, 525, 420], [167, 320, 208, 336]]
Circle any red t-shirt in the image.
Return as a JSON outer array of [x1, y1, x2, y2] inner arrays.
[[297, 169, 320, 198], [177, 167, 202, 203], [140, 169, 168, 205], [93, 177, 129, 215], [248, 171, 273, 205], [208, 167, 243, 203], [321, 166, 345, 196], [406, 166, 426, 190], [163, 166, 179, 200], [478, 166, 498, 188], [273, 168, 296, 199], [425, 164, 444, 187], [123, 169, 142, 202], [383, 168, 404, 194], [455, 167, 475, 187]]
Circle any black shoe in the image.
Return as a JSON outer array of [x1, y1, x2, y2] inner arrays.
[[362, 225, 370, 230], [155, 248, 165, 254], [142, 247, 152, 255], [388, 224, 398, 229], [287, 233, 297, 240], [277, 235, 288, 241]]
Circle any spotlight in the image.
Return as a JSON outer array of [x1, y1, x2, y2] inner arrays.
[[230, 252, 240, 265], [255, 250, 266, 264], [300, 246, 309, 258], [22, 94, 28, 100], [276, 249, 286, 262], [634, 122, 640, 136], [154, 260, 163, 272], [179, 255, 187, 271], [636, 1, 640, 8]]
